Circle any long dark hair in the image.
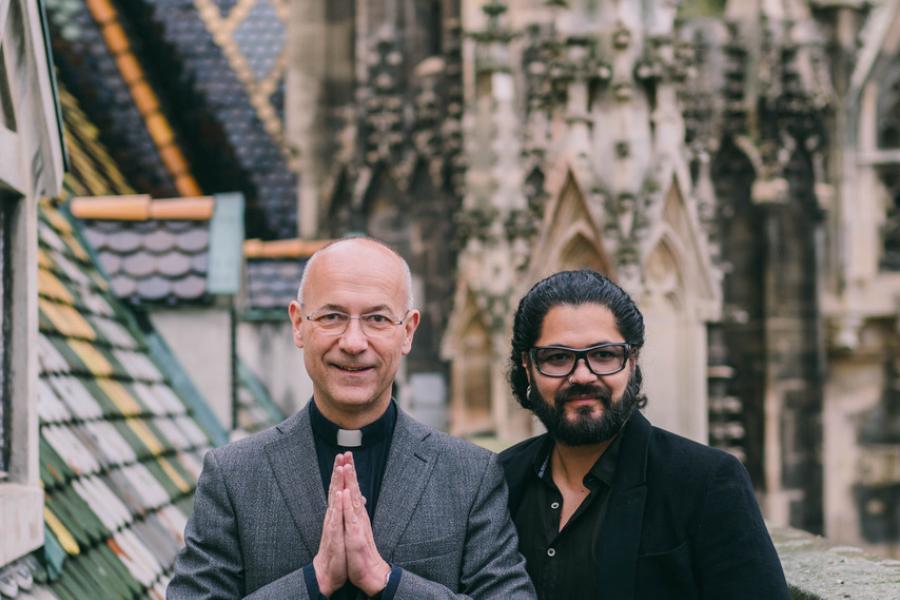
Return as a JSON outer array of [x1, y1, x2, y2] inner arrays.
[[509, 270, 647, 409]]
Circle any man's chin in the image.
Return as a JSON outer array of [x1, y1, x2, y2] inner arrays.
[[543, 404, 633, 446]]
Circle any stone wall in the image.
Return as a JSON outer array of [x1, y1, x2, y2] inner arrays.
[[772, 525, 900, 599]]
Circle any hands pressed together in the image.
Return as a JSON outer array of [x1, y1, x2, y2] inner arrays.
[[312, 452, 392, 597]]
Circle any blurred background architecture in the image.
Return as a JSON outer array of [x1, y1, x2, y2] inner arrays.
[[1, 0, 900, 597]]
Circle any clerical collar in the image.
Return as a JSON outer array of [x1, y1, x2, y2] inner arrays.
[[309, 399, 397, 449]]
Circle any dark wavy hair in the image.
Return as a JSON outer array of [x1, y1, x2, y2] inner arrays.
[[509, 269, 647, 409]]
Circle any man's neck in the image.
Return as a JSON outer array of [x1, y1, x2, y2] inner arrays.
[[311, 396, 392, 430], [550, 438, 613, 490]]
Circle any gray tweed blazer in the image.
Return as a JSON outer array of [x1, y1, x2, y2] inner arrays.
[[167, 405, 536, 599]]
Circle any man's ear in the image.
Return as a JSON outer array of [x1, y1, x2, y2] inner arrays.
[[521, 352, 532, 384], [400, 309, 421, 355], [288, 301, 304, 349]]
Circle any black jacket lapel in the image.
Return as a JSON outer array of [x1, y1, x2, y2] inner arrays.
[[499, 434, 548, 516], [595, 411, 652, 598]]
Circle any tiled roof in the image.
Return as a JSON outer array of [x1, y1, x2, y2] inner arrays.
[[30, 200, 226, 599], [70, 194, 245, 305], [200, 0, 290, 138], [46, 0, 296, 239], [58, 86, 137, 199], [73, 198, 215, 305], [235, 359, 284, 434], [44, 0, 193, 198], [244, 257, 305, 311], [113, 0, 298, 240], [242, 239, 330, 315]]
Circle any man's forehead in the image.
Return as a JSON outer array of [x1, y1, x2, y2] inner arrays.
[[303, 241, 407, 306], [537, 302, 622, 338]]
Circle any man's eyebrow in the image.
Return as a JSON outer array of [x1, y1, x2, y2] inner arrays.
[[312, 303, 349, 312], [363, 304, 394, 313], [313, 303, 396, 313]]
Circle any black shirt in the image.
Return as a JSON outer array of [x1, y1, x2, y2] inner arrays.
[[305, 399, 399, 599], [513, 435, 622, 600], [309, 399, 396, 521]]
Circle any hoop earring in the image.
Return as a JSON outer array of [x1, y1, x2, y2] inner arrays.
[[526, 385, 532, 398]]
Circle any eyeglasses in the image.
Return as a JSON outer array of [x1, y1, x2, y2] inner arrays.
[[305, 309, 408, 337], [529, 343, 632, 378]]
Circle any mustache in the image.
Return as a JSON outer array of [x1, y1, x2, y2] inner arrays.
[[555, 384, 612, 406]]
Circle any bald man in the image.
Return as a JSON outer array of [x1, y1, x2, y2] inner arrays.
[[169, 238, 535, 600]]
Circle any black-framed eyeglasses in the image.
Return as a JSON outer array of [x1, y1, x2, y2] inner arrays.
[[529, 342, 632, 378], [305, 309, 408, 337]]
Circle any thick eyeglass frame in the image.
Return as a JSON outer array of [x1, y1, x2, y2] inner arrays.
[[304, 308, 409, 337], [528, 342, 632, 378]]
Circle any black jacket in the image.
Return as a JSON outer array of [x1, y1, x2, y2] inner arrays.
[[499, 412, 790, 599]]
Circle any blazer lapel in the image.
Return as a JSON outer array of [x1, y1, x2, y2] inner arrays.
[[265, 406, 326, 558], [595, 411, 652, 598], [501, 435, 549, 515], [372, 411, 438, 560]]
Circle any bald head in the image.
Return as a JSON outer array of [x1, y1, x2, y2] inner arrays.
[[296, 237, 415, 311]]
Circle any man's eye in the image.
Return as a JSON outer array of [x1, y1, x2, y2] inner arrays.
[[364, 314, 392, 324], [318, 312, 347, 323], [543, 352, 572, 364], [590, 347, 625, 362]]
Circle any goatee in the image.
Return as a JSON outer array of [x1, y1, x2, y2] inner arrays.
[[528, 371, 641, 446]]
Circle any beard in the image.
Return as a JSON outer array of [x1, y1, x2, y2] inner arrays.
[[528, 369, 642, 446]]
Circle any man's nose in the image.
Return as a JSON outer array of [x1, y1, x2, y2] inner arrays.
[[569, 357, 597, 383], [338, 318, 369, 353]]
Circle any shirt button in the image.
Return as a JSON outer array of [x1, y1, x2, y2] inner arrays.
[[550, 502, 560, 509], [547, 548, 556, 557]]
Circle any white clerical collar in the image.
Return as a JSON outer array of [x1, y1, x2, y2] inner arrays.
[[336, 429, 363, 448]]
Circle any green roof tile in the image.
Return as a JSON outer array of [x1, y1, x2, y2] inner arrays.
[[31, 95, 221, 597], [40, 435, 75, 489]]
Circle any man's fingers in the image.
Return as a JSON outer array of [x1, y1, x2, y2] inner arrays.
[[328, 456, 345, 504], [340, 488, 356, 525], [343, 457, 365, 509]]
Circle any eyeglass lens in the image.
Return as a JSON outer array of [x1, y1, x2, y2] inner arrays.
[[310, 312, 400, 336], [533, 344, 628, 376]]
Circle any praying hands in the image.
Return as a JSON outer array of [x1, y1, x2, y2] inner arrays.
[[312, 452, 392, 597]]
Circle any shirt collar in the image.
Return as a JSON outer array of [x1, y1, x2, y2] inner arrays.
[[533, 430, 624, 489], [309, 398, 397, 449]]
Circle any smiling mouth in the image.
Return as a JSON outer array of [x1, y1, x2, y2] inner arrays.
[[332, 364, 373, 373], [566, 397, 602, 407]]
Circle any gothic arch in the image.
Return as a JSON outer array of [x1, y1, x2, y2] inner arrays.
[[642, 232, 687, 312], [555, 229, 609, 274], [446, 288, 495, 436], [639, 231, 708, 441], [527, 168, 613, 284]]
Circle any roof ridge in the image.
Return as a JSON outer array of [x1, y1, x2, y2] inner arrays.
[[243, 238, 331, 259], [70, 195, 215, 221]]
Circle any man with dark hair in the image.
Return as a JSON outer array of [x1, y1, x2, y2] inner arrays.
[[501, 269, 789, 599]]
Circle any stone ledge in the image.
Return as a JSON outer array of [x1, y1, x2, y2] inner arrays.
[[771, 525, 900, 599], [0, 483, 44, 566]]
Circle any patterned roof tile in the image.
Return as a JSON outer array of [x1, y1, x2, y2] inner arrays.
[[235, 359, 284, 434], [115, 0, 297, 239], [244, 258, 306, 311], [29, 201, 225, 597], [46, 3, 180, 197], [78, 218, 212, 305]]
